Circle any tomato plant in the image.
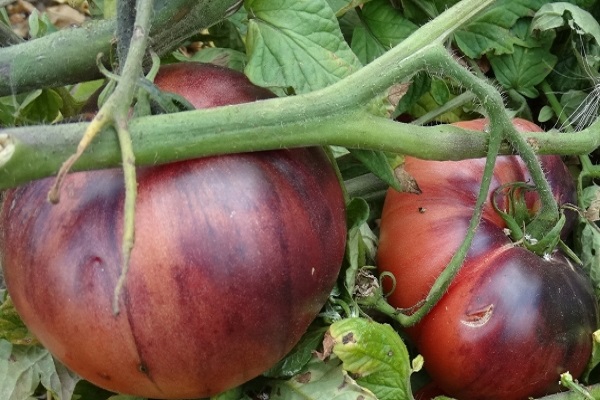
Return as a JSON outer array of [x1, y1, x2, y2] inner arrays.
[[1, 1, 600, 400], [0, 63, 347, 399], [377, 119, 599, 400]]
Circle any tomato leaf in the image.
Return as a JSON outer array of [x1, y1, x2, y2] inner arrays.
[[0, 340, 79, 400], [454, 0, 546, 58], [351, 0, 418, 65], [580, 185, 600, 296], [210, 386, 245, 400], [329, 318, 414, 400], [0, 296, 37, 346], [173, 49, 248, 72], [393, 72, 431, 118], [327, 0, 369, 16], [488, 19, 557, 98], [16, 89, 63, 125], [263, 325, 329, 378], [583, 330, 600, 382], [350, 150, 404, 192], [267, 356, 378, 399], [244, 0, 362, 94], [531, 2, 600, 45]]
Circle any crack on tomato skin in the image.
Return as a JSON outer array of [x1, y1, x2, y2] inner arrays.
[[121, 290, 164, 394], [461, 303, 494, 328]]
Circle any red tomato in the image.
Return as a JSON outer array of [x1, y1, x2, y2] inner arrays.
[[377, 118, 597, 400], [0, 63, 347, 399]]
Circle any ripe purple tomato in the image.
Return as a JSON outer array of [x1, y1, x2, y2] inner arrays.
[[0, 63, 347, 399], [378, 119, 598, 400]]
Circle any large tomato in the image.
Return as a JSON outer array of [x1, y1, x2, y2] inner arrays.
[[0, 63, 347, 399], [377, 118, 598, 400]]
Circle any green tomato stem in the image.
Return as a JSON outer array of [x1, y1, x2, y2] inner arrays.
[[1, 99, 600, 190], [0, 0, 242, 96], [110, 0, 155, 316]]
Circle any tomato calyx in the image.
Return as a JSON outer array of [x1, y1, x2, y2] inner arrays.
[[493, 181, 566, 256]]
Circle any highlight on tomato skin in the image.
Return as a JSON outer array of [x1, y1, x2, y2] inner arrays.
[[377, 118, 599, 400], [0, 62, 347, 399]]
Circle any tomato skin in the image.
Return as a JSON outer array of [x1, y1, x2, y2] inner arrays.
[[0, 63, 346, 399], [377, 119, 597, 400]]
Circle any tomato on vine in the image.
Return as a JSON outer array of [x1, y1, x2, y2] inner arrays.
[[377, 118, 598, 400], [0, 63, 347, 399]]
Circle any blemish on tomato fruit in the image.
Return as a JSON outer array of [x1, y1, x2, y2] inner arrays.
[[97, 372, 111, 381], [418, 207, 426, 213], [342, 332, 356, 344], [461, 304, 494, 327], [138, 363, 149, 375]]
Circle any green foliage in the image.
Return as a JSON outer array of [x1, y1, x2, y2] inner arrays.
[[264, 325, 329, 378], [488, 18, 557, 97], [266, 356, 378, 399], [455, 0, 547, 58], [351, 0, 418, 64], [0, 340, 80, 400], [3, 0, 600, 399], [329, 318, 414, 400], [244, 0, 362, 94], [0, 296, 37, 346]]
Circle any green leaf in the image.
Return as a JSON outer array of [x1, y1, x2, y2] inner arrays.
[[583, 330, 600, 381], [0, 297, 37, 346], [27, 10, 58, 39], [343, 198, 371, 297], [350, 149, 403, 192], [264, 325, 329, 378], [244, 0, 362, 94], [0, 340, 79, 400], [580, 185, 600, 295], [173, 48, 248, 72], [329, 318, 414, 400], [16, 89, 63, 125], [488, 19, 557, 98], [455, 0, 547, 58], [393, 72, 432, 118], [351, 0, 418, 65], [531, 2, 600, 45], [327, 0, 372, 16], [211, 386, 245, 400], [267, 356, 378, 399], [538, 104, 555, 122]]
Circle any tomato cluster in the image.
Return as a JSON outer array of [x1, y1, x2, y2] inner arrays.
[[0, 63, 347, 399], [377, 119, 598, 400]]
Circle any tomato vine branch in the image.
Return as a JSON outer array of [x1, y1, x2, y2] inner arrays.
[[0, 0, 243, 96]]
